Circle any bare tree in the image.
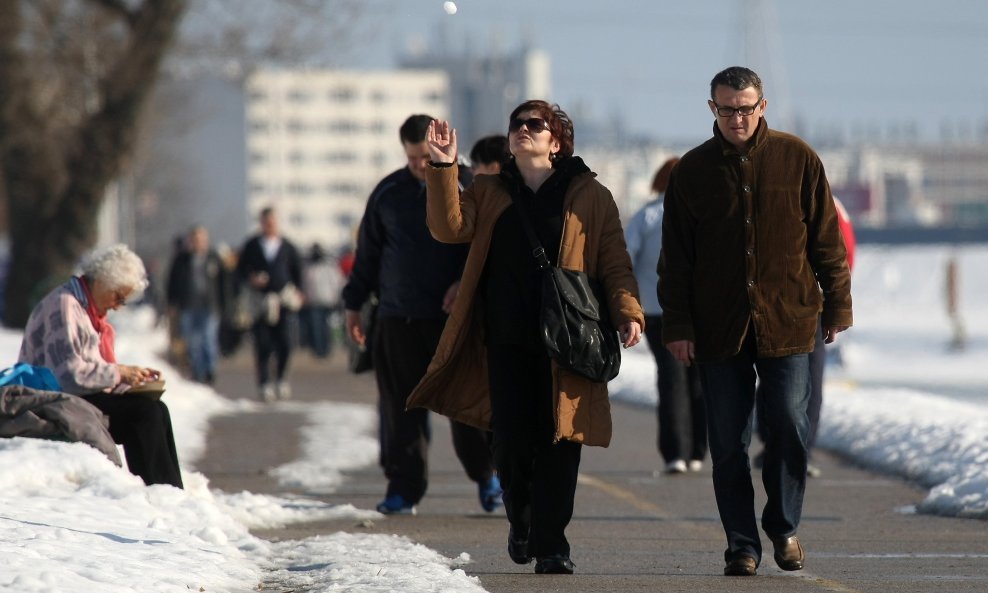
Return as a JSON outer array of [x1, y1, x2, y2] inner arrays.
[[0, 0, 185, 327], [0, 0, 368, 327]]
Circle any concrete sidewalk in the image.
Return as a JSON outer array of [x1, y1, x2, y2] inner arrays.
[[198, 347, 988, 593]]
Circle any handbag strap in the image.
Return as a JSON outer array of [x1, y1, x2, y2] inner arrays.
[[505, 182, 552, 270]]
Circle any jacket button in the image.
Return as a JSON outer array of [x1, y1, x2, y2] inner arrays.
[[747, 279, 755, 287], [745, 217, 753, 225], [746, 248, 754, 256], [743, 185, 751, 192]]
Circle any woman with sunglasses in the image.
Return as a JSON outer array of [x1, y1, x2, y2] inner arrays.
[[19, 244, 184, 488], [409, 100, 643, 574]]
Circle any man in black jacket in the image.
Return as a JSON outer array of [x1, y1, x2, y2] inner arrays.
[[167, 225, 228, 384], [236, 207, 304, 402], [343, 114, 501, 515]]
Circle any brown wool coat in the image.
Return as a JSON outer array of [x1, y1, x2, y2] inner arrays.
[[658, 119, 853, 362], [406, 163, 644, 447]]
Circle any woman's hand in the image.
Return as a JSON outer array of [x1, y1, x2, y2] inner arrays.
[[426, 119, 457, 164], [118, 364, 160, 386], [619, 321, 642, 349]]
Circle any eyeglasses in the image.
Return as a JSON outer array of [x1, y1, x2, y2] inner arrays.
[[712, 99, 763, 118], [112, 291, 130, 307], [508, 117, 549, 133]]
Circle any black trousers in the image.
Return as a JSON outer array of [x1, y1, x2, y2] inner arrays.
[[373, 316, 494, 503], [487, 341, 582, 559], [252, 310, 295, 385], [644, 315, 707, 464], [83, 393, 184, 488]]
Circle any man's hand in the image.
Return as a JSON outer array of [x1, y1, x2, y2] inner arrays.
[[426, 119, 457, 164], [824, 325, 849, 344], [345, 309, 365, 347], [666, 339, 695, 367]]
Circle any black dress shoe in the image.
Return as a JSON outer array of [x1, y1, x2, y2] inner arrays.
[[770, 535, 804, 571], [724, 555, 757, 576], [507, 526, 532, 564], [534, 555, 575, 574]]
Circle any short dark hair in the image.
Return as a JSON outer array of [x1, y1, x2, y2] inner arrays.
[[710, 66, 763, 101], [469, 135, 510, 167], [509, 100, 575, 163], [399, 114, 434, 144]]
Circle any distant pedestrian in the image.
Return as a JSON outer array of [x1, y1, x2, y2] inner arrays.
[[300, 243, 344, 358], [342, 114, 501, 517], [167, 225, 228, 384], [469, 135, 511, 176], [658, 66, 852, 577], [626, 157, 707, 475], [236, 207, 305, 402]]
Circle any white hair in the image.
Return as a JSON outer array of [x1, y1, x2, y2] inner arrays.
[[80, 244, 149, 294]]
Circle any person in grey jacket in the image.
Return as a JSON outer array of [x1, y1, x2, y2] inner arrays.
[[625, 157, 706, 475]]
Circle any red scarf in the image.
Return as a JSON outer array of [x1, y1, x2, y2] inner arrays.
[[78, 276, 117, 363]]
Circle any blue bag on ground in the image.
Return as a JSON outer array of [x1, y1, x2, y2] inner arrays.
[[0, 363, 62, 392]]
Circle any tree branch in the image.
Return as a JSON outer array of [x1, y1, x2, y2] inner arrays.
[[88, 0, 138, 26]]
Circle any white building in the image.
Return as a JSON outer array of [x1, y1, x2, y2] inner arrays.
[[245, 69, 450, 251]]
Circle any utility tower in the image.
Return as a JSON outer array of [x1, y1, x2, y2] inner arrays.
[[740, 0, 795, 133]]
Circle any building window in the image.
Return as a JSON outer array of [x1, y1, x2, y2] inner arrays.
[[328, 120, 359, 134], [323, 151, 357, 164], [330, 87, 356, 102], [287, 89, 312, 103]]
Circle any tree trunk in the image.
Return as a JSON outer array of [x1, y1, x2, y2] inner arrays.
[[0, 0, 186, 327]]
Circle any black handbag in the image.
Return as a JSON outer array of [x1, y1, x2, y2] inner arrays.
[[508, 189, 621, 383], [346, 294, 378, 374]]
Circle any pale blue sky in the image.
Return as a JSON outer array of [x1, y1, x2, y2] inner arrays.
[[346, 0, 988, 146]]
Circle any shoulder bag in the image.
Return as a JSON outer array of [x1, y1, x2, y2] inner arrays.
[[507, 190, 621, 383]]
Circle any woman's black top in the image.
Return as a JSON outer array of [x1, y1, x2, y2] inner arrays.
[[482, 156, 591, 346]]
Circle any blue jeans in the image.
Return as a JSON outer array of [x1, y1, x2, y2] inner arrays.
[[180, 308, 220, 383], [699, 333, 810, 563]]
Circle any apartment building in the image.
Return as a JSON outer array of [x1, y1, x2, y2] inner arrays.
[[245, 69, 450, 251]]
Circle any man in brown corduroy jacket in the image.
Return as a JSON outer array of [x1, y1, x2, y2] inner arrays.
[[658, 66, 852, 578]]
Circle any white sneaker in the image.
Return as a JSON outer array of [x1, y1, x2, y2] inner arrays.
[[259, 382, 277, 403], [276, 380, 292, 400], [688, 459, 704, 472], [665, 459, 688, 474]]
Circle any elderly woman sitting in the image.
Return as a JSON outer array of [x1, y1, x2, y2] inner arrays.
[[18, 244, 183, 488]]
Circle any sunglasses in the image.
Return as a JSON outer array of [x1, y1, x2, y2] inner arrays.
[[508, 117, 549, 133]]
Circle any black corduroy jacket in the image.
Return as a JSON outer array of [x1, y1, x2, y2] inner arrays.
[[658, 119, 852, 362]]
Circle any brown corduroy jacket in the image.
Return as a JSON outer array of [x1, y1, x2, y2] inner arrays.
[[658, 119, 852, 362], [406, 162, 644, 447]]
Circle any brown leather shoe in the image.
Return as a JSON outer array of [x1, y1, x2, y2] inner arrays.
[[770, 535, 804, 571], [724, 555, 757, 576]]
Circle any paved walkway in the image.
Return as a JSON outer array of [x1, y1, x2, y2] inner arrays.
[[198, 347, 988, 593]]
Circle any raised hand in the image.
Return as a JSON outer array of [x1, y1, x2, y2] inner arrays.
[[427, 119, 457, 164]]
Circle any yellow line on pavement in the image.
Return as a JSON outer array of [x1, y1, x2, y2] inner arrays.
[[577, 472, 866, 593], [577, 473, 669, 517]]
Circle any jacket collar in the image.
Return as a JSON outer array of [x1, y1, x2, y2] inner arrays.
[[712, 117, 769, 156], [499, 155, 592, 195]]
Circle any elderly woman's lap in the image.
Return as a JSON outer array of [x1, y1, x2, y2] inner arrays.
[[82, 393, 183, 488]]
